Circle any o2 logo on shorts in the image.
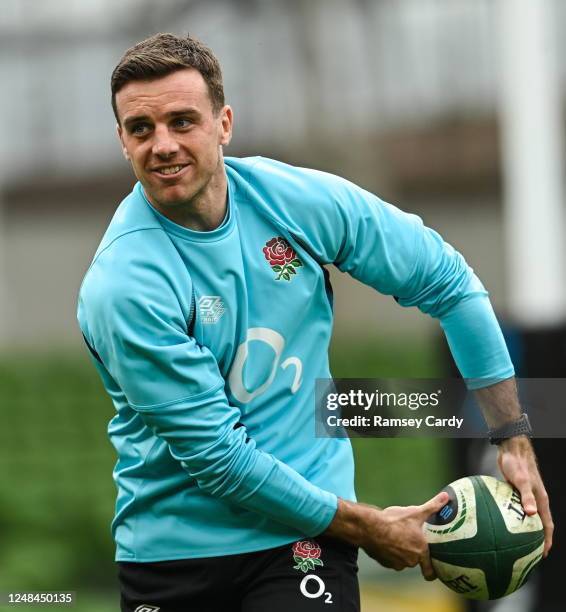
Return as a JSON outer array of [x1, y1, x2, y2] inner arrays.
[[300, 575, 333, 604]]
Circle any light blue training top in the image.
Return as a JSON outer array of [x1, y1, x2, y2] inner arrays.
[[77, 156, 514, 561]]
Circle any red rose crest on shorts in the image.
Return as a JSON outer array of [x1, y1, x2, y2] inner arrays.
[[292, 540, 324, 573], [263, 237, 303, 281]]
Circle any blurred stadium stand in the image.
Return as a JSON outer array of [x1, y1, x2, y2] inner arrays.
[[1, 0, 547, 346]]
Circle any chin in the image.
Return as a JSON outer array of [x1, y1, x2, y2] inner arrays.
[[158, 187, 199, 208]]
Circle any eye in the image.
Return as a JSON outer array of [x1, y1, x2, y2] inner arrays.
[[173, 117, 192, 129], [130, 123, 150, 136]]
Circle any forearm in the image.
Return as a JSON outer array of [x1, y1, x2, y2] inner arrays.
[[474, 377, 523, 429]]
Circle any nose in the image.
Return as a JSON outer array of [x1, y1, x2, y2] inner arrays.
[[152, 125, 179, 158]]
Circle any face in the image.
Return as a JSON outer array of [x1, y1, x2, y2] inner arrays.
[[116, 68, 232, 210]]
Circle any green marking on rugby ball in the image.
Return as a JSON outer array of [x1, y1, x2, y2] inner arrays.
[[428, 489, 467, 535]]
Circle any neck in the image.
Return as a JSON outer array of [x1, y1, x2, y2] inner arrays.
[[150, 157, 228, 231]]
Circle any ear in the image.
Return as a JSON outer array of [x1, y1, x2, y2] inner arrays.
[[219, 105, 233, 146], [116, 124, 130, 161]]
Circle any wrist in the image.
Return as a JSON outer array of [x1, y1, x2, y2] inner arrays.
[[498, 435, 532, 452], [323, 498, 380, 547], [489, 413, 532, 445]]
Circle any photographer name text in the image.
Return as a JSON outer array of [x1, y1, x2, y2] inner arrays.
[[325, 414, 464, 429]]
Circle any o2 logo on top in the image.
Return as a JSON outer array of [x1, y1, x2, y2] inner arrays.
[[228, 328, 302, 403]]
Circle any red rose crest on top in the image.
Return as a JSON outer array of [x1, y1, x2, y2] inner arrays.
[[292, 540, 324, 573], [263, 237, 303, 281]]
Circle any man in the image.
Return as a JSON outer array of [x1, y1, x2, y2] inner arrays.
[[77, 33, 552, 611]]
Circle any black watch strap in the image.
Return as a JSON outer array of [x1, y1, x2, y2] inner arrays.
[[488, 413, 532, 445]]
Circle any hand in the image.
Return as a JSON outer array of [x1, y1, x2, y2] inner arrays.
[[364, 492, 449, 580], [497, 436, 554, 557]]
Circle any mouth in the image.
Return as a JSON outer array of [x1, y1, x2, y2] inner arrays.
[[151, 164, 190, 179]]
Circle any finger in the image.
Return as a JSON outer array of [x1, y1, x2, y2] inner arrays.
[[369, 551, 393, 569], [418, 491, 450, 520], [374, 557, 393, 569], [516, 482, 537, 516], [419, 552, 437, 582], [535, 489, 554, 557], [505, 464, 537, 515], [375, 556, 398, 570]]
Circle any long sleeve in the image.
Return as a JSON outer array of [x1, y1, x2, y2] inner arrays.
[[241, 157, 515, 387]]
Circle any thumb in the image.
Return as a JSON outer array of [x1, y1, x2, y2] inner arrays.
[[419, 491, 450, 521]]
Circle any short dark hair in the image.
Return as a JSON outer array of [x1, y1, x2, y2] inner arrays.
[[111, 33, 225, 122]]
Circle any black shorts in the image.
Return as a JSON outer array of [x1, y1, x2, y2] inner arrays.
[[118, 536, 359, 612]]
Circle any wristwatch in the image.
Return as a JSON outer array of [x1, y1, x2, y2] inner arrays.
[[488, 413, 533, 445]]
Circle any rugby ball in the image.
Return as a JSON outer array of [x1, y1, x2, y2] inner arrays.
[[423, 475, 544, 600]]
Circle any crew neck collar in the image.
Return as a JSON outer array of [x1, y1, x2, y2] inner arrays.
[[137, 178, 235, 243]]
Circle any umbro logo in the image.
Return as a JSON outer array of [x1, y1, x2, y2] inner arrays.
[[134, 606, 160, 612], [198, 295, 225, 324]]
